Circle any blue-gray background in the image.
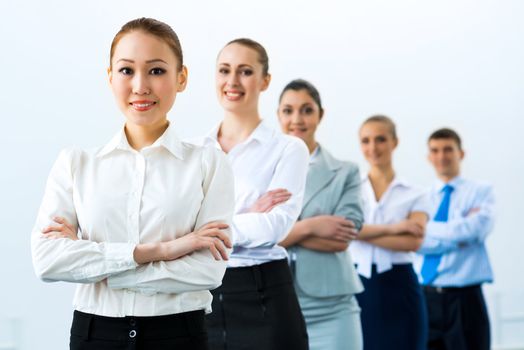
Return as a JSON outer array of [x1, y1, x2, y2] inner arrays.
[[0, 1, 522, 349]]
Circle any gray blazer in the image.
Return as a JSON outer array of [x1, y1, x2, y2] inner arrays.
[[290, 146, 364, 297]]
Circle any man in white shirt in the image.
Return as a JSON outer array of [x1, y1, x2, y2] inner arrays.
[[416, 128, 495, 350]]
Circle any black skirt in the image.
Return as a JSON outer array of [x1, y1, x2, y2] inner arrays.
[[206, 259, 309, 350], [70, 309, 208, 350]]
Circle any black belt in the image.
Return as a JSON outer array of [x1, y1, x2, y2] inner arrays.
[[422, 284, 481, 294]]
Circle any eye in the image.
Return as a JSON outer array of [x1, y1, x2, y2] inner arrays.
[[150, 67, 166, 75], [118, 67, 133, 75], [281, 107, 292, 115], [360, 137, 369, 144], [240, 69, 253, 76], [218, 67, 229, 74], [376, 136, 387, 143], [303, 107, 314, 115]]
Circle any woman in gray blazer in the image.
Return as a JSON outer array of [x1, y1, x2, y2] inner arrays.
[[277, 79, 364, 350]]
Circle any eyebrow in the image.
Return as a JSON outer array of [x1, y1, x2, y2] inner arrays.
[[218, 63, 254, 69], [116, 58, 168, 64]]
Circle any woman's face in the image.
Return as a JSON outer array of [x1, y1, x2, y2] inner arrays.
[[109, 31, 187, 127], [215, 43, 270, 114], [359, 121, 398, 167], [278, 89, 322, 146]]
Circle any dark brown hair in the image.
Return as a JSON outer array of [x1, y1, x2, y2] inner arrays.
[[428, 128, 462, 150], [361, 115, 397, 140], [109, 17, 183, 71], [222, 38, 269, 76], [279, 79, 323, 113]]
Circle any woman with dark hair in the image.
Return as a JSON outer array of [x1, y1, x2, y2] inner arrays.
[[278, 79, 365, 350], [350, 115, 429, 350], [31, 18, 234, 350], [193, 39, 310, 350]]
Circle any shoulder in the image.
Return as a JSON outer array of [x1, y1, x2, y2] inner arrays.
[[179, 141, 227, 164], [271, 133, 309, 160], [392, 178, 429, 204], [338, 160, 360, 177], [54, 147, 94, 171], [459, 178, 494, 198]]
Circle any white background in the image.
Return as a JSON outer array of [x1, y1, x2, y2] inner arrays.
[[0, 0, 523, 349]]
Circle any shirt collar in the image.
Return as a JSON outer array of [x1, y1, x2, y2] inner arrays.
[[96, 122, 184, 159], [309, 145, 320, 164], [433, 175, 463, 192], [203, 119, 274, 147]]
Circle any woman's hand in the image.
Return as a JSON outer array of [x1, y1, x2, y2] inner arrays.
[[388, 220, 424, 237], [163, 222, 232, 262], [41, 216, 78, 240], [248, 188, 291, 213], [307, 215, 358, 242]]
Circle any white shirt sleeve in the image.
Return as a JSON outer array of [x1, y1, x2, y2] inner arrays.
[[411, 189, 432, 217], [107, 147, 235, 294], [31, 149, 138, 283], [232, 139, 309, 248]]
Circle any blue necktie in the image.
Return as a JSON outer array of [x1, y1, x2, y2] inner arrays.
[[420, 184, 454, 285]]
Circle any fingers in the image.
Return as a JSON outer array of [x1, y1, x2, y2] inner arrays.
[[198, 228, 232, 248], [53, 216, 75, 231], [200, 237, 229, 261], [199, 222, 229, 231], [42, 224, 65, 234], [265, 188, 290, 196], [42, 231, 70, 239], [258, 192, 291, 211], [340, 219, 356, 228], [335, 227, 358, 241]]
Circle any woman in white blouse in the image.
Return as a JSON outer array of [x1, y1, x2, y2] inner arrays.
[[194, 39, 310, 350], [350, 115, 429, 350], [31, 18, 234, 350]]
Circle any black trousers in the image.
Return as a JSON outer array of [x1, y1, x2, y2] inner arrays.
[[206, 259, 309, 350], [70, 310, 208, 350], [356, 264, 428, 350], [423, 285, 490, 350]]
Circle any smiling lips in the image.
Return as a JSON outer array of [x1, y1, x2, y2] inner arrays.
[[224, 90, 244, 101], [130, 100, 156, 111]]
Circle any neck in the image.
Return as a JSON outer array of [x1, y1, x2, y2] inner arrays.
[[305, 139, 318, 154], [125, 120, 169, 151], [368, 164, 395, 184], [220, 111, 262, 143], [438, 172, 459, 183]]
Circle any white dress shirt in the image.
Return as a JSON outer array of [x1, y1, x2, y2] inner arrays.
[[31, 123, 235, 317], [350, 176, 430, 278], [415, 176, 495, 287], [190, 120, 309, 267]]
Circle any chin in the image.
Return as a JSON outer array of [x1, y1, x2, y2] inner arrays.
[[126, 114, 163, 127]]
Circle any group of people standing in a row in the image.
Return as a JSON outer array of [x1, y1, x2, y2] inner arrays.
[[31, 17, 495, 350]]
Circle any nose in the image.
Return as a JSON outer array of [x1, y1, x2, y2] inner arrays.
[[368, 140, 377, 153], [226, 72, 240, 87], [132, 73, 151, 95], [290, 111, 303, 124]]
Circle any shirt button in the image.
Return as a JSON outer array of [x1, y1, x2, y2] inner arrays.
[[129, 330, 137, 338], [129, 319, 136, 326]]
